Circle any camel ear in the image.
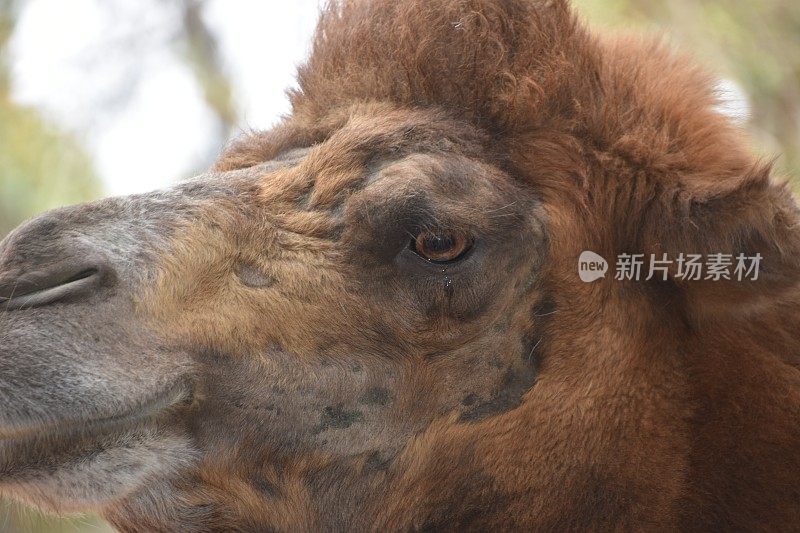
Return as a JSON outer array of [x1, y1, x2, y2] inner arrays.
[[644, 165, 800, 306], [291, 0, 588, 131]]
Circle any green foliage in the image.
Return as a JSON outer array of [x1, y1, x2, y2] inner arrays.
[[0, 95, 101, 236], [0, 0, 100, 237], [0, 500, 113, 533]]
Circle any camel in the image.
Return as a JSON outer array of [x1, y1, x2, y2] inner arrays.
[[1, 0, 799, 530]]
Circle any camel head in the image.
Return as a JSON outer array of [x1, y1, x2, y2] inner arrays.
[[2, 1, 800, 530]]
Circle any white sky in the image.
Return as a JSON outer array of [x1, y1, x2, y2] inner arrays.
[[9, 1, 750, 198], [10, 0, 322, 196]]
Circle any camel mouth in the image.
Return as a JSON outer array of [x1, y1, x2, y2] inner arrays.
[[0, 382, 192, 444]]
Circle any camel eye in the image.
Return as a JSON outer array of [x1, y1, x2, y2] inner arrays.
[[412, 231, 473, 263]]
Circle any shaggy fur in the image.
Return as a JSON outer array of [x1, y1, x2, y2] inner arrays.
[[1, 0, 798, 531], [215, 0, 800, 528]]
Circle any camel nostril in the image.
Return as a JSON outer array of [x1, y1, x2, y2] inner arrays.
[[61, 268, 100, 285], [0, 263, 108, 311]]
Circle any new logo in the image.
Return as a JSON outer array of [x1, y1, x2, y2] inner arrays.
[[579, 251, 608, 283]]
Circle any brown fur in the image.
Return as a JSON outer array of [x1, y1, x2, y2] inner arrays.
[[210, 0, 800, 529], [2, 0, 799, 531]]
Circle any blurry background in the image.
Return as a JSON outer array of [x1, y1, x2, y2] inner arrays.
[[0, 0, 798, 531]]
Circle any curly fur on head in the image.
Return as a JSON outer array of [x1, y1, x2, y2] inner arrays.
[[216, 0, 593, 170], [293, 0, 587, 130]]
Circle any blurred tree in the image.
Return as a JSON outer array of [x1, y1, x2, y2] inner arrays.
[[0, 99, 102, 235], [177, 0, 238, 168], [0, 0, 101, 237]]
